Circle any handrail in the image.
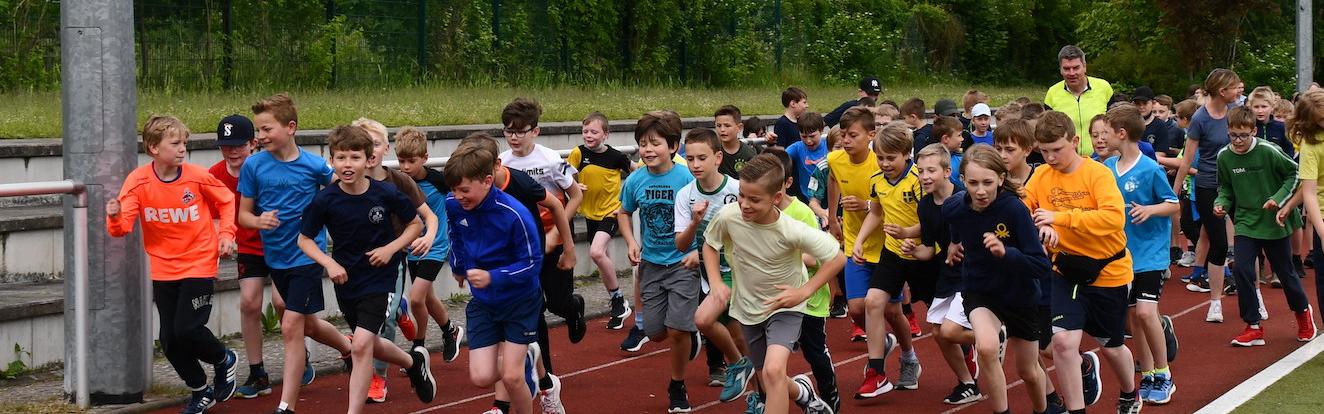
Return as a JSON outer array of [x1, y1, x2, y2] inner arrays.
[[0, 180, 90, 408], [381, 137, 768, 169]]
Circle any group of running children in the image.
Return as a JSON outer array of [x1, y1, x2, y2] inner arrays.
[[108, 66, 1324, 414]]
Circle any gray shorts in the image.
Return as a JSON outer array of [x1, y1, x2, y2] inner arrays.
[[741, 312, 804, 370], [640, 260, 701, 337]]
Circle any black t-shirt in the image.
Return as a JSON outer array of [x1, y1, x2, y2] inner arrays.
[[1144, 118, 1182, 157], [918, 192, 961, 298], [498, 166, 548, 243], [824, 99, 861, 127], [912, 124, 934, 158], [774, 115, 800, 148], [301, 180, 418, 299]]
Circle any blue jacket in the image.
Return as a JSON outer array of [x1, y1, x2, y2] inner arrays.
[[942, 190, 1050, 307], [446, 187, 543, 305], [1257, 119, 1294, 159]]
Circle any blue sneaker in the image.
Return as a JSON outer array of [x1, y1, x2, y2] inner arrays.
[[1138, 374, 1154, 402], [181, 386, 217, 414], [720, 356, 755, 402], [301, 353, 315, 385], [1081, 351, 1102, 406], [1148, 372, 1175, 404], [235, 374, 271, 398], [212, 350, 238, 402], [525, 342, 541, 398], [743, 392, 765, 414]]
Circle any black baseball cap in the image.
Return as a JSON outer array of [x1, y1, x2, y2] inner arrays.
[[215, 114, 255, 146], [1132, 86, 1155, 102], [859, 76, 882, 95]]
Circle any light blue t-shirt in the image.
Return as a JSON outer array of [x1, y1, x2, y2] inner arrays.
[[949, 153, 965, 192], [238, 149, 334, 270], [408, 180, 451, 262], [1105, 154, 1178, 273], [971, 130, 994, 146], [620, 164, 694, 266], [786, 140, 829, 199], [1189, 106, 1231, 189]]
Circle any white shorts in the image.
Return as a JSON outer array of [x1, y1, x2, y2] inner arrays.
[[928, 293, 972, 330]]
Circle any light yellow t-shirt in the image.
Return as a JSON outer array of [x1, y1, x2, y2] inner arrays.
[[827, 149, 886, 263], [1298, 136, 1324, 208], [785, 199, 831, 318], [704, 203, 841, 325], [870, 162, 924, 259]]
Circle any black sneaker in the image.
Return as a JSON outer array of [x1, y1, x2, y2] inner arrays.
[[272, 409, 294, 414], [404, 346, 436, 403], [569, 294, 587, 344], [1170, 247, 1182, 264], [442, 323, 465, 363], [1295, 256, 1307, 278], [1161, 315, 1178, 363], [1081, 351, 1102, 406], [668, 380, 692, 413], [830, 296, 848, 319], [213, 349, 238, 402], [621, 326, 650, 352], [688, 331, 703, 361], [608, 295, 631, 330], [1047, 392, 1066, 413], [181, 386, 217, 414], [1118, 394, 1143, 414], [942, 382, 982, 405]]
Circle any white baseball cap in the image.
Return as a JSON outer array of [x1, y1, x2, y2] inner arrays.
[[972, 103, 992, 118]]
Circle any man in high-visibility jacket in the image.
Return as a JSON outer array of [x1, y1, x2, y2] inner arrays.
[[1044, 45, 1113, 156]]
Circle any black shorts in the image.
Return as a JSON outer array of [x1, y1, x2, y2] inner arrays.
[[1038, 305, 1052, 351], [585, 217, 620, 238], [338, 292, 391, 335], [407, 259, 444, 282], [236, 253, 271, 279], [961, 291, 1041, 342], [1129, 270, 1165, 305], [1050, 276, 1129, 348], [870, 249, 938, 304], [271, 263, 326, 315]]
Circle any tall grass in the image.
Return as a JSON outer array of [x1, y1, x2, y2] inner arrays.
[[0, 83, 1041, 139]]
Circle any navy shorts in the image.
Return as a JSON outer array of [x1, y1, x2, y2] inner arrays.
[[407, 259, 444, 282], [236, 253, 271, 279], [871, 249, 938, 304], [466, 293, 544, 349], [271, 263, 326, 315], [1050, 276, 1129, 348], [337, 292, 391, 335]]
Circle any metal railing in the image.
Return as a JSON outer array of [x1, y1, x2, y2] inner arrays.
[[381, 137, 769, 169], [0, 180, 89, 408]]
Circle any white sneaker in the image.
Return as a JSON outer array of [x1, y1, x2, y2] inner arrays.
[[1178, 251, 1197, 267], [1207, 301, 1224, 323], [540, 373, 566, 414], [1257, 288, 1269, 321]]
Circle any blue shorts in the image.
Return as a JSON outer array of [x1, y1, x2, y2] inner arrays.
[[271, 263, 325, 315], [1049, 276, 1129, 348], [466, 293, 543, 349], [844, 260, 904, 303]]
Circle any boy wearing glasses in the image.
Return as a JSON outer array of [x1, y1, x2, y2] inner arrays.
[[498, 98, 586, 410], [1214, 106, 1316, 347]]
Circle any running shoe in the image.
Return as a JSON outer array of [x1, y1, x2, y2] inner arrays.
[[1186, 278, 1211, 293], [608, 295, 631, 330], [1161, 315, 1178, 362], [907, 312, 922, 337], [830, 297, 848, 319], [405, 346, 436, 402], [997, 326, 1008, 363], [367, 374, 387, 403], [1297, 306, 1317, 341], [708, 366, 726, 387], [1257, 288, 1269, 320], [1081, 351, 1102, 406], [962, 344, 978, 379], [744, 392, 765, 414], [1207, 300, 1224, 323], [1138, 375, 1154, 403], [213, 349, 238, 402], [235, 374, 271, 398], [539, 373, 566, 414], [181, 386, 216, 414], [897, 357, 922, 390], [849, 325, 867, 342], [688, 331, 703, 361], [793, 374, 834, 414], [397, 299, 417, 342], [1118, 394, 1143, 414], [668, 380, 692, 413], [569, 294, 587, 344], [621, 326, 650, 352], [442, 323, 465, 363], [1231, 325, 1266, 346], [942, 382, 982, 405], [855, 367, 894, 399], [1148, 372, 1175, 404], [1178, 251, 1196, 267], [720, 356, 755, 402]]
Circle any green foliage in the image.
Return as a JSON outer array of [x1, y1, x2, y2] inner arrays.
[[446, 293, 472, 305], [3, 343, 32, 379], [262, 303, 281, 334]]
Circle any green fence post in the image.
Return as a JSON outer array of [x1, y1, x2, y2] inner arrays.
[[326, 0, 337, 88], [492, 0, 501, 49], [222, 0, 233, 89], [774, 0, 782, 74], [417, 0, 427, 82]]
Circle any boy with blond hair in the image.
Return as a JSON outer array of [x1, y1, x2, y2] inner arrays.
[[568, 112, 635, 329]]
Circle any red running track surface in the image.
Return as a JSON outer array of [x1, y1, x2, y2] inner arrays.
[[154, 266, 1318, 413]]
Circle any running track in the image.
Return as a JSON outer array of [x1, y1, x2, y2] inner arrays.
[[156, 266, 1318, 413]]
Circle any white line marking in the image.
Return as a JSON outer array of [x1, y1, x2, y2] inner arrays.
[[1195, 334, 1324, 413]]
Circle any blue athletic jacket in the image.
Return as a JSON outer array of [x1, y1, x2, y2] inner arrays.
[[942, 190, 1050, 307], [446, 187, 543, 305]]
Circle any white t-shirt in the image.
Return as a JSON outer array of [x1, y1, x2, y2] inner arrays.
[[674, 175, 741, 253], [704, 203, 841, 325], [500, 144, 578, 196]]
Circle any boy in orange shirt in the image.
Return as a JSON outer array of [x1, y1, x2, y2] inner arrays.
[[107, 115, 240, 414], [1026, 111, 1139, 414]]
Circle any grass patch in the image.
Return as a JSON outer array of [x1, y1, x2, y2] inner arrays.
[[0, 83, 1042, 139], [1235, 351, 1324, 413], [0, 399, 81, 413]]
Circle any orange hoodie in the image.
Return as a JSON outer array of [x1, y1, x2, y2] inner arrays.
[[1023, 160, 1132, 288], [108, 163, 236, 281]]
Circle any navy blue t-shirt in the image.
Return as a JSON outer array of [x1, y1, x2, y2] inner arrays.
[[918, 192, 961, 298], [1143, 118, 1182, 158], [774, 115, 800, 148], [301, 180, 418, 298]]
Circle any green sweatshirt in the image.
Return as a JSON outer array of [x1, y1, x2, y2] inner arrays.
[[1215, 138, 1302, 240]]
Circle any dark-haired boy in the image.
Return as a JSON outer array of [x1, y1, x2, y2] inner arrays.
[[900, 98, 932, 158], [775, 87, 810, 148], [1214, 106, 1316, 347], [826, 76, 884, 127], [618, 111, 700, 413], [297, 126, 435, 414], [787, 112, 829, 202], [715, 105, 759, 179]]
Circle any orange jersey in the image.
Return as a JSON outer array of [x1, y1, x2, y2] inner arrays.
[[108, 163, 237, 281], [1023, 160, 1132, 287]]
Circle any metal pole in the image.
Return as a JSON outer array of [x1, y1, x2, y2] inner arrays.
[[417, 0, 426, 82], [1299, 0, 1314, 92], [222, 0, 234, 90], [774, 0, 783, 74], [61, 0, 146, 405]]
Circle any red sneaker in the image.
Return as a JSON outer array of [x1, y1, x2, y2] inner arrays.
[[963, 345, 978, 379], [850, 325, 868, 342], [1296, 307, 1317, 342], [1231, 325, 1266, 347], [367, 374, 387, 403], [855, 367, 894, 399], [397, 312, 418, 342], [907, 312, 922, 337]]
